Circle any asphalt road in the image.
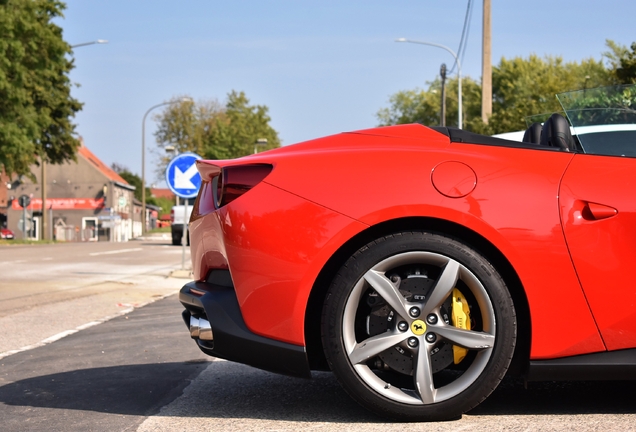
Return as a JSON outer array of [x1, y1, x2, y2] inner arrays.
[[2, 238, 636, 431], [0, 296, 209, 431], [0, 237, 189, 356]]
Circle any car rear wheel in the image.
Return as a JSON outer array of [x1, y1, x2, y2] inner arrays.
[[321, 231, 516, 421]]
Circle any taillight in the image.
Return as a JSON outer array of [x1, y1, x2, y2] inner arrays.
[[215, 165, 272, 208], [170, 208, 175, 223], [193, 164, 272, 219]]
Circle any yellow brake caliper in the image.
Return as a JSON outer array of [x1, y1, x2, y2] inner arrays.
[[451, 288, 471, 364]]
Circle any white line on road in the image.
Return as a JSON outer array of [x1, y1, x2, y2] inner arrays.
[[89, 248, 143, 256], [0, 293, 172, 361]]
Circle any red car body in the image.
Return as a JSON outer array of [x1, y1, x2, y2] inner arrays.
[[179, 85, 636, 421]]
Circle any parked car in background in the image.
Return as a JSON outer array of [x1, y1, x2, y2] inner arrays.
[[179, 85, 636, 421], [170, 204, 192, 246], [1, 228, 14, 240]]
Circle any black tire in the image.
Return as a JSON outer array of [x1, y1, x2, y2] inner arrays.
[[171, 234, 189, 246], [321, 231, 516, 421]]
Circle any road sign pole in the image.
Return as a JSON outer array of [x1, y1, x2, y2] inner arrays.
[[181, 200, 188, 270], [165, 152, 202, 274], [22, 206, 27, 240]]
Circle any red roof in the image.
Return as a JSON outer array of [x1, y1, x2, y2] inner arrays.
[[78, 145, 129, 185], [151, 188, 175, 199]]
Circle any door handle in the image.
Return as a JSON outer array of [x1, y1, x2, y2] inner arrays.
[[582, 202, 617, 221]]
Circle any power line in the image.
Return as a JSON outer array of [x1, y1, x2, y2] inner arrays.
[[459, 0, 473, 64], [449, 0, 473, 75]]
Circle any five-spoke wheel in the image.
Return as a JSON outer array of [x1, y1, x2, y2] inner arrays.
[[322, 232, 516, 421]]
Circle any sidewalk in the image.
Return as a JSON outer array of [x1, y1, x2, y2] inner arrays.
[[132, 232, 172, 242], [131, 231, 193, 279]]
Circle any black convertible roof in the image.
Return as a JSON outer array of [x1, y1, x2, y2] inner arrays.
[[430, 126, 560, 151]]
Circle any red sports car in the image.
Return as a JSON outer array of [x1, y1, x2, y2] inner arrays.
[[179, 85, 636, 421]]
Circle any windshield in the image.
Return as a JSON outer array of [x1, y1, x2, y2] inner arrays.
[[557, 84, 636, 157]]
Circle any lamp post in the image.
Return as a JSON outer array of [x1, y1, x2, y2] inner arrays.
[[440, 63, 447, 127], [141, 98, 192, 235], [71, 39, 109, 49], [396, 38, 463, 130]]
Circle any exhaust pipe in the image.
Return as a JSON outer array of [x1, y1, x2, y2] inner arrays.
[[189, 316, 214, 341]]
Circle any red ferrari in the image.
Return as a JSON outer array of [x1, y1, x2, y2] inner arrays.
[[179, 85, 636, 421]]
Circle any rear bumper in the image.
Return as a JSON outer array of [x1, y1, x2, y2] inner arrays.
[[179, 281, 311, 378]]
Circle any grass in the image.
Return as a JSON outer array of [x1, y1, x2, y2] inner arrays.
[[148, 226, 171, 233], [0, 239, 58, 246]]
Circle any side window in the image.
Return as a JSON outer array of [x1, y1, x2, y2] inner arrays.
[[578, 131, 636, 158]]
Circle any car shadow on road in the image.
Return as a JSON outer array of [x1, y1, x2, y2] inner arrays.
[[472, 377, 636, 416], [0, 361, 209, 417], [1, 360, 635, 422]]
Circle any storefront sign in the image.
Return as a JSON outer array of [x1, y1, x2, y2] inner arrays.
[[11, 197, 105, 211]]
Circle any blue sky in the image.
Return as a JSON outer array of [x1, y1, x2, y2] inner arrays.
[[58, 0, 636, 185]]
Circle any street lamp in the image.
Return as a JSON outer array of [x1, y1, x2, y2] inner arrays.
[[396, 38, 463, 129], [141, 98, 192, 235], [71, 40, 109, 49], [254, 138, 268, 154]]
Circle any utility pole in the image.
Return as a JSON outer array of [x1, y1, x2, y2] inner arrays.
[[42, 159, 47, 240], [440, 63, 447, 127], [41, 40, 108, 241], [481, 0, 492, 124]]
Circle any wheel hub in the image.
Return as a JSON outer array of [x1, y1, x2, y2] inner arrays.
[[367, 276, 454, 375], [411, 320, 426, 335]]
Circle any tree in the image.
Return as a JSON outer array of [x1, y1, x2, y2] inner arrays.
[[604, 39, 636, 84], [378, 52, 612, 135], [377, 76, 482, 128], [148, 195, 174, 217], [153, 98, 224, 160], [0, 0, 82, 177], [111, 162, 174, 215], [470, 55, 611, 134], [111, 163, 145, 202], [206, 91, 281, 159], [153, 91, 280, 177]]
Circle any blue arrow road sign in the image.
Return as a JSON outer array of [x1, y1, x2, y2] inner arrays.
[[165, 152, 203, 199]]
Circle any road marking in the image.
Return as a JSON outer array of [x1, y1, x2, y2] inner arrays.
[[42, 257, 53, 261], [89, 247, 143, 256], [0, 293, 172, 361]]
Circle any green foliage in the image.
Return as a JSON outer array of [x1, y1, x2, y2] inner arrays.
[[111, 163, 174, 215], [603, 40, 630, 74], [378, 51, 614, 135], [471, 55, 611, 134], [0, 238, 57, 245], [153, 91, 281, 176], [604, 40, 636, 84], [0, 0, 82, 177], [147, 196, 174, 216], [207, 91, 281, 159], [115, 168, 145, 202], [377, 76, 481, 129], [154, 98, 223, 160], [557, 84, 636, 127]]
